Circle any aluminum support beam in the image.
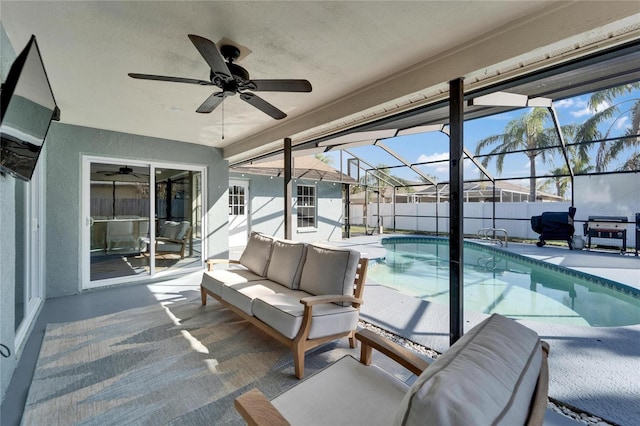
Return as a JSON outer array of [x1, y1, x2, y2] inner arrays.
[[376, 141, 437, 185], [548, 106, 574, 206], [284, 137, 293, 239], [449, 78, 464, 345]]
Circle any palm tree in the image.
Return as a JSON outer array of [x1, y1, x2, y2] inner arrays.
[[314, 153, 334, 165], [538, 155, 593, 199], [617, 152, 640, 171], [474, 108, 568, 201], [574, 83, 640, 171]]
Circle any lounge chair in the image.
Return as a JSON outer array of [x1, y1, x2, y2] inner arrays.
[[155, 220, 192, 258], [235, 313, 550, 426]]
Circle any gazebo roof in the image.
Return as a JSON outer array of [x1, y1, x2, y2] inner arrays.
[[231, 156, 357, 184]]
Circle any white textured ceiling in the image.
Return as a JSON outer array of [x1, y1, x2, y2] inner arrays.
[[2, 1, 639, 164]]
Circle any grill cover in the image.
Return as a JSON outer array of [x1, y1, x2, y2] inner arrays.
[[530, 207, 576, 248]]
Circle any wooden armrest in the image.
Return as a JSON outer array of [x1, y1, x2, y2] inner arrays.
[[234, 388, 290, 426], [356, 329, 430, 376], [528, 340, 551, 426], [205, 258, 241, 271], [300, 294, 364, 307]]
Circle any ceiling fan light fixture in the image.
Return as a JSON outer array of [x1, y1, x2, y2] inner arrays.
[[129, 34, 312, 120]]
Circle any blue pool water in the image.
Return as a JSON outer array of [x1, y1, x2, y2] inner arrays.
[[368, 237, 640, 327]]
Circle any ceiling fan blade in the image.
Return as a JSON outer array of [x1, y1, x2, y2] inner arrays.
[[240, 92, 286, 120], [128, 73, 213, 86], [196, 92, 226, 113], [249, 79, 312, 92], [188, 34, 232, 81]]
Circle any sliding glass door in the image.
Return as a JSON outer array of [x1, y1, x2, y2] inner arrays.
[[88, 162, 151, 282], [154, 168, 202, 272], [83, 157, 204, 288]]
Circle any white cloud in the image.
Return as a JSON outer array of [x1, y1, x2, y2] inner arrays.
[[416, 152, 449, 179], [616, 116, 629, 130], [417, 152, 449, 163], [415, 153, 483, 180], [571, 100, 609, 118], [554, 99, 575, 108]]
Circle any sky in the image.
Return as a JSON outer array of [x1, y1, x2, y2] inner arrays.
[[322, 84, 639, 193]]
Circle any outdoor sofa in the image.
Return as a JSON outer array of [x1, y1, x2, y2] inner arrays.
[[200, 232, 368, 379], [235, 313, 550, 426]]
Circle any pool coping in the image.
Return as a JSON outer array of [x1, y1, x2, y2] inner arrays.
[[379, 235, 640, 300]]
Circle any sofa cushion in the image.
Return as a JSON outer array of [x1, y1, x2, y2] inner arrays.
[[253, 293, 359, 340], [393, 314, 542, 426], [201, 268, 265, 297], [239, 232, 274, 276], [221, 280, 298, 316], [299, 244, 360, 306], [266, 240, 307, 289]]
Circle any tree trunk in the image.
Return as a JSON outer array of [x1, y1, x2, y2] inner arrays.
[[529, 154, 537, 201]]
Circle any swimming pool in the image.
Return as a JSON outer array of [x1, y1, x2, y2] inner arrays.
[[368, 236, 640, 327]]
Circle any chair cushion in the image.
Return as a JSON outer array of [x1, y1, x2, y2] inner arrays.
[[266, 240, 307, 289], [156, 241, 183, 252], [201, 268, 265, 297], [299, 244, 360, 306], [272, 355, 409, 425], [394, 314, 542, 426], [175, 221, 190, 240], [253, 293, 359, 339], [221, 280, 298, 316], [239, 232, 274, 276], [160, 221, 180, 239]]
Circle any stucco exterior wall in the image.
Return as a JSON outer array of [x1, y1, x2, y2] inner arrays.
[[44, 123, 229, 298], [232, 173, 344, 243], [0, 172, 17, 401], [0, 21, 18, 401]]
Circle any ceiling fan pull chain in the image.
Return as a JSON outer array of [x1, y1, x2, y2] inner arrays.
[[221, 100, 225, 140]]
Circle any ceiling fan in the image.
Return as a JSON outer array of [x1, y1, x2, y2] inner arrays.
[[128, 34, 312, 120], [97, 166, 148, 179]]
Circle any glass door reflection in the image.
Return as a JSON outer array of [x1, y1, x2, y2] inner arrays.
[[89, 163, 151, 281], [154, 168, 202, 272]]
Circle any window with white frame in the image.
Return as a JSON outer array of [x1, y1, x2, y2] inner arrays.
[[297, 184, 316, 228], [229, 185, 245, 216]]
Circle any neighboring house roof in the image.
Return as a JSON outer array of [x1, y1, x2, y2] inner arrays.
[[231, 156, 357, 184]]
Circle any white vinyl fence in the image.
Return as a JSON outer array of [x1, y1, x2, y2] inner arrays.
[[350, 174, 640, 250], [350, 201, 638, 249]]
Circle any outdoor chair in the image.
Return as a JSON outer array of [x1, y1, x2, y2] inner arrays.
[[155, 220, 192, 258], [106, 220, 136, 254], [235, 313, 550, 426]]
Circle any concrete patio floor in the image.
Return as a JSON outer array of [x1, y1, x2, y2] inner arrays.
[[323, 234, 640, 426], [3, 235, 636, 425]]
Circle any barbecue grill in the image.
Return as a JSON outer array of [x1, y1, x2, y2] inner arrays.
[[583, 216, 628, 253], [531, 207, 576, 249]]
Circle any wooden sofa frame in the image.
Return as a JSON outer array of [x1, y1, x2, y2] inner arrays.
[[235, 328, 551, 426], [201, 257, 369, 379]]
